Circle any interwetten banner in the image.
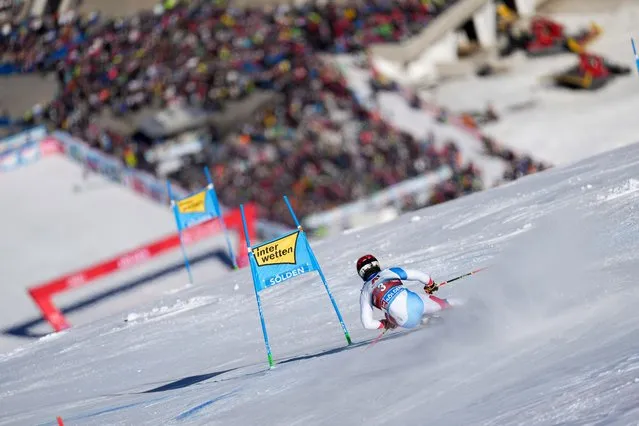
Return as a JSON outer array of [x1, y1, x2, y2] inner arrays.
[[250, 230, 317, 292]]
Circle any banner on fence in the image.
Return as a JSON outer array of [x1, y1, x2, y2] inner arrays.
[[0, 136, 61, 173], [0, 125, 47, 155]]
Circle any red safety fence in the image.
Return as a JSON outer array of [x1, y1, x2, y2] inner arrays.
[[28, 203, 257, 333]]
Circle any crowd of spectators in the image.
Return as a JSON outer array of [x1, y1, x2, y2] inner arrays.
[[194, 69, 483, 223], [0, 0, 549, 228], [5, 0, 456, 129], [368, 71, 550, 206]]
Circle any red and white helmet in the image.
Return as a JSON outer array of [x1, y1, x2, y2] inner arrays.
[[356, 254, 381, 280]]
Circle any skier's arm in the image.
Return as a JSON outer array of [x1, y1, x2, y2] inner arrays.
[[389, 267, 433, 286], [360, 288, 383, 330]]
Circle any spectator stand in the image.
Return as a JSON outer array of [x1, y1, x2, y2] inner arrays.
[[1, 0, 537, 335], [334, 53, 551, 186], [1, 0, 509, 232], [396, 83, 551, 182], [129, 105, 212, 177]]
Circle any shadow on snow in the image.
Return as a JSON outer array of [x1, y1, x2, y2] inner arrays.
[[2, 249, 235, 339], [133, 328, 424, 394]]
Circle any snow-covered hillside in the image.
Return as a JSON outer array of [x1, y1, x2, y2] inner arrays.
[[0, 156, 232, 353], [424, 2, 639, 166], [2, 137, 639, 425], [354, 1, 639, 169]]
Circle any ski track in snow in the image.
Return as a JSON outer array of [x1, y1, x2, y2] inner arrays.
[[123, 296, 218, 325], [2, 136, 639, 425], [595, 178, 639, 203]]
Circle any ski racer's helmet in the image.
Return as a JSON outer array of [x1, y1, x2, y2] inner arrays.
[[356, 254, 381, 281]]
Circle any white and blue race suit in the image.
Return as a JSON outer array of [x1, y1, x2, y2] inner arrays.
[[359, 267, 452, 330]]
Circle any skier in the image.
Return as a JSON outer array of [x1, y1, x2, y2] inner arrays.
[[357, 254, 462, 331]]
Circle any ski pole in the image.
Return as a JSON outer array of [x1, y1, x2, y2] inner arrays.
[[366, 327, 389, 350], [632, 38, 639, 75], [436, 267, 488, 289]]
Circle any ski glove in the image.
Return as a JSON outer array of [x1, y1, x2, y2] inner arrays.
[[424, 281, 439, 294], [379, 319, 397, 330]]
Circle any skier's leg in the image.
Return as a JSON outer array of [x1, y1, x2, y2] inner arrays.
[[418, 293, 464, 314], [402, 291, 426, 328], [386, 290, 424, 329], [388, 290, 461, 329]]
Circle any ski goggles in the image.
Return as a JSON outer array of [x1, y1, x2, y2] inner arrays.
[[358, 260, 380, 278]]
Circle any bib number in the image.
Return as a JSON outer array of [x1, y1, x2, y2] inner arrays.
[[371, 278, 403, 311]]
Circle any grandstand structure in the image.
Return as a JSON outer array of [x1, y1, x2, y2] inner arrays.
[[1, 0, 554, 238]]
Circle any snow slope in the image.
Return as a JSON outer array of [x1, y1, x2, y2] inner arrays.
[[0, 156, 233, 353], [2, 137, 639, 425]]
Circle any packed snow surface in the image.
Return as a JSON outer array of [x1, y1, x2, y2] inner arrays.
[[2, 138, 639, 425], [0, 156, 231, 353]]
